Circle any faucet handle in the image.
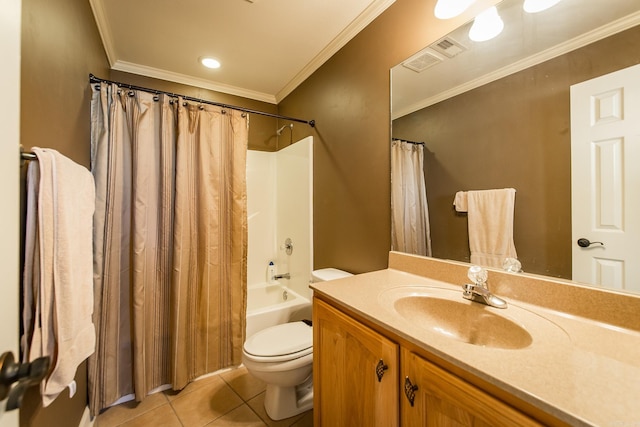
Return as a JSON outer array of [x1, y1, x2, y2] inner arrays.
[[467, 265, 488, 287], [502, 257, 522, 273]]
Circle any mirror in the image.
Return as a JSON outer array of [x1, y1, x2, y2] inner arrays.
[[391, 0, 640, 293]]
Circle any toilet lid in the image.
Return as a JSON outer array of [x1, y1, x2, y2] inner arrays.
[[244, 321, 312, 357]]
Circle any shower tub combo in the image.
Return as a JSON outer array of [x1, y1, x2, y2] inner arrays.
[[245, 282, 311, 338]]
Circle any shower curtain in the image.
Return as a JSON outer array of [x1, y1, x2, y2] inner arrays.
[[88, 83, 248, 414], [391, 140, 432, 256]]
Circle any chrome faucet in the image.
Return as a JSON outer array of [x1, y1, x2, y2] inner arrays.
[[274, 273, 290, 280], [462, 265, 507, 309]]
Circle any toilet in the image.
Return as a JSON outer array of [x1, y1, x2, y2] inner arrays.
[[242, 268, 353, 420]]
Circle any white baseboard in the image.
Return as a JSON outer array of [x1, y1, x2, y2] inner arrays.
[[78, 405, 93, 427]]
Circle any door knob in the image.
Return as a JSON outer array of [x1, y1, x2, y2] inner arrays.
[[0, 351, 50, 410], [577, 238, 604, 248]]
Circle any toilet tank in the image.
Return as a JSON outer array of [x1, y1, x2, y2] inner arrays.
[[311, 268, 353, 282], [300, 268, 352, 322]]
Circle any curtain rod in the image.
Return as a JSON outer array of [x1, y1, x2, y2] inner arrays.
[[393, 138, 424, 145], [89, 74, 315, 128]]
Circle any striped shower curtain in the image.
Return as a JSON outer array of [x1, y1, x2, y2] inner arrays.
[[88, 82, 248, 414], [391, 139, 432, 256]]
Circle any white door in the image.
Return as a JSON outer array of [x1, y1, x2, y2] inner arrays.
[[570, 64, 640, 292], [0, 0, 23, 425]]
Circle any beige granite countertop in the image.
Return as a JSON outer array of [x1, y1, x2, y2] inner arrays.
[[310, 253, 640, 427]]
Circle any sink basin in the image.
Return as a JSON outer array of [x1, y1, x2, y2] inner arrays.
[[378, 286, 566, 350], [393, 295, 532, 349]]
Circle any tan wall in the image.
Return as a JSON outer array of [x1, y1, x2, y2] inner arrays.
[[21, 0, 110, 167], [278, 0, 499, 274], [392, 26, 640, 279]]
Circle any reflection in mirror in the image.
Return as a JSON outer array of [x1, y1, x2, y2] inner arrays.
[[391, 0, 640, 294]]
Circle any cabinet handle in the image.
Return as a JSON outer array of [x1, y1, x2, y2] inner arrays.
[[404, 376, 419, 407], [376, 359, 388, 382]]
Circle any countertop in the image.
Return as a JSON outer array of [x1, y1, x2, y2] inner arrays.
[[310, 261, 640, 427]]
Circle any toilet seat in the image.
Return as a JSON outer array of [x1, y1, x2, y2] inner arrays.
[[244, 321, 312, 363]]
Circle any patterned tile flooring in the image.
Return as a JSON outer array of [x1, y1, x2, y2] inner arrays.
[[95, 366, 313, 427]]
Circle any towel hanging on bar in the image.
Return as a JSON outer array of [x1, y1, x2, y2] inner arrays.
[[453, 188, 518, 268], [22, 147, 96, 406]]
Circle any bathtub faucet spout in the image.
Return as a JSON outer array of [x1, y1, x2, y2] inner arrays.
[[274, 273, 290, 280]]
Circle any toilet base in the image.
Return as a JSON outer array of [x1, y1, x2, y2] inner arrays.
[[263, 376, 313, 420]]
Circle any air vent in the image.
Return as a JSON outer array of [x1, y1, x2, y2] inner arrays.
[[401, 49, 443, 73], [430, 36, 467, 58]]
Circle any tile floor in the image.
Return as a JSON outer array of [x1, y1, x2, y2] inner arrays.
[[94, 366, 313, 427]]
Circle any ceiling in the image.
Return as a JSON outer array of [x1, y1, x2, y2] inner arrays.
[[89, 0, 395, 104], [392, 0, 640, 118]]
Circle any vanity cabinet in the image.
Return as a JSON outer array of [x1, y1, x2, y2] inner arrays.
[[401, 349, 541, 426], [313, 298, 399, 426], [314, 297, 545, 427]]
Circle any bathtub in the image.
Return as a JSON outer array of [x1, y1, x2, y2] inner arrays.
[[246, 283, 312, 338]]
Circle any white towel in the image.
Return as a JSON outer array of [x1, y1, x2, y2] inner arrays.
[[453, 191, 468, 212], [454, 188, 517, 268], [22, 148, 96, 407]]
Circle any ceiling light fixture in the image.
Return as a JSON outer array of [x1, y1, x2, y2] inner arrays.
[[434, 0, 476, 20], [200, 57, 221, 69], [468, 6, 504, 42], [523, 0, 562, 13]]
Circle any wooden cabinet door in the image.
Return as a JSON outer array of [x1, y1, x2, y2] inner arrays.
[[313, 298, 399, 427], [401, 349, 542, 427]]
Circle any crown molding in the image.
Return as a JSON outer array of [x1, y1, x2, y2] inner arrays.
[[89, 0, 116, 66], [276, 0, 396, 103], [393, 11, 640, 120], [111, 61, 277, 104]]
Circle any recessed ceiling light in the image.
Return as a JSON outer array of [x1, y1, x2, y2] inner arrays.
[[200, 57, 221, 69]]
